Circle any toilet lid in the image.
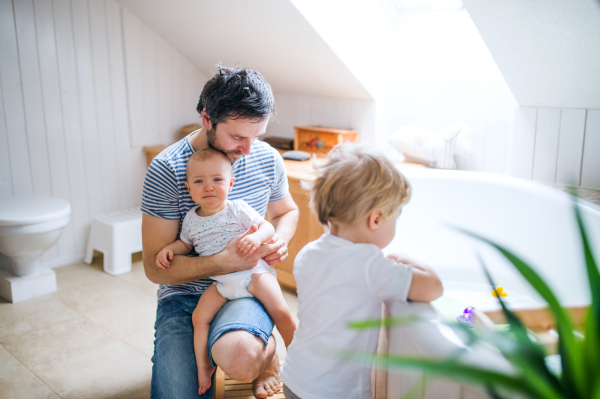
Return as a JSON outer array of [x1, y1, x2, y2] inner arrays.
[[0, 196, 71, 226]]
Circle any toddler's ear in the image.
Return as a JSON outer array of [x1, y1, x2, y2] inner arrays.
[[229, 176, 235, 192], [367, 210, 384, 231]]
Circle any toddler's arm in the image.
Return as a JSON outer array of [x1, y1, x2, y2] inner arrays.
[[156, 240, 193, 269], [387, 253, 443, 302], [238, 221, 275, 256]]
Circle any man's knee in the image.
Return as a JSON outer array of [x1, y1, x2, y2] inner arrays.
[[212, 331, 271, 381]]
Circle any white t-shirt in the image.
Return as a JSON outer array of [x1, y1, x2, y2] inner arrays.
[[180, 199, 275, 300], [180, 199, 264, 257], [281, 233, 413, 399]]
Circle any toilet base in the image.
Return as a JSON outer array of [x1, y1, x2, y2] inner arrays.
[[0, 267, 57, 303]]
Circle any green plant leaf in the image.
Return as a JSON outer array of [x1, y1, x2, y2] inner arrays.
[[339, 349, 545, 399], [477, 254, 563, 397], [348, 315, 421, 330], [574, 203, 600, 391], [456, 228, 584, 398]]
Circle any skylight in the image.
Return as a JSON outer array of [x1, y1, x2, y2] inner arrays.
[[380, 0, 467, 21]]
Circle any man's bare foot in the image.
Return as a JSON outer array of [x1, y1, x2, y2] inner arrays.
[[252, 352, 281, 398], [198, 363, 216, 395]]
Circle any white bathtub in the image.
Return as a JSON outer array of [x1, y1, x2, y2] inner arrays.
[[389, 167, 600, 309], [380, 168, 600, 399]]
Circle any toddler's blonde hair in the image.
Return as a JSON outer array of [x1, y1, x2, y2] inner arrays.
[[186, 148, 232, 180], [309, 144, 411, 225]]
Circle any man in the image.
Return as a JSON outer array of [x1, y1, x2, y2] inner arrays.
[[142, 66, 299, 399]]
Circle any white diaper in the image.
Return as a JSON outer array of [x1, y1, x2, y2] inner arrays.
[[211, 260, 277, 300]]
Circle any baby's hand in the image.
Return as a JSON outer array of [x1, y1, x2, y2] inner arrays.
[[156, 248, 173, 269], [238, 233, 263, 256]]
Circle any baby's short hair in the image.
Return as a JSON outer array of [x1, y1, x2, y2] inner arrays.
[[186, 148, 232, 180], [309, 144, 411, 225]]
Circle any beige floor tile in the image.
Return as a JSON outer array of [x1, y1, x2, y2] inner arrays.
[[53, 276, 157, 340], [0, 345, 59, 399], [0, 296, 81, 342], [123, 327, 155, 359], [54, 259, 115, 291], [108, 381, 151, 399], [116, 254, 159, 297], [1, 317, 151, 399]]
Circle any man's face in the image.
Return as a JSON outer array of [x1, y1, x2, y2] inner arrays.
[[204, 112, 269, 164]]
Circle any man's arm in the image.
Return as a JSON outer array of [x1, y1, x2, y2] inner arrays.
[[262, 193, 299, 265], [142, 214, 286, 285]]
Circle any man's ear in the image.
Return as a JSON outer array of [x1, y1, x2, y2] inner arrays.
[[201, 109, 212, 130], [367, 210, 383, 231], [229, 176, 235, 192]]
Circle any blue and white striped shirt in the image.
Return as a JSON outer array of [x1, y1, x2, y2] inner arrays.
[[141, 133, 289, 299]]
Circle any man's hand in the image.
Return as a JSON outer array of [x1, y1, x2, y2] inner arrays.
[[261, 233, 288, 266], [213, 226, 285, 274]]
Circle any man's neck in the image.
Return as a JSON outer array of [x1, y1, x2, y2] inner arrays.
[[189, 127, 209, 152]]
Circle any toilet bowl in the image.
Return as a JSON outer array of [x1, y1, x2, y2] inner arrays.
[[0, 196, 71, 277]]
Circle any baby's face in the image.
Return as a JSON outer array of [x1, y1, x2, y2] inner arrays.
[[185, 156, 234, 209]]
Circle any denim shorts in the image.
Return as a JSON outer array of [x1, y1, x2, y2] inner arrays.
[[151, 294, 274, 399]]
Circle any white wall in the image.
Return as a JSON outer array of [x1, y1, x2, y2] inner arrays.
[[285, 1, 518, 172], [512, 107, 600, 189], [462, 0, 600, 109], [0, 0, 206, 268], [266, 93, 375, 143]]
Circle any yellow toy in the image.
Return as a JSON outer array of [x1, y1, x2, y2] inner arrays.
[[492, 286, 508, 298]]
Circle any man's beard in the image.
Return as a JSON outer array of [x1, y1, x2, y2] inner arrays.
[[206, 127, 242, 164]]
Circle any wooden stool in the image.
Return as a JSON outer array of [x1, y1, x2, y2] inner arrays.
[[214, 366, 286, 399]]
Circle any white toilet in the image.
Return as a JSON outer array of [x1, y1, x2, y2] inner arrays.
[[0, 196, 71, 281]]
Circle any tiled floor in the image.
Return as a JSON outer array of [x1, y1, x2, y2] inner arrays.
[[0, 254, 298, 399]]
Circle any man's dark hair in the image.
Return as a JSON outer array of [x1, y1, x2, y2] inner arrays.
[[197, 65, 275, 128]]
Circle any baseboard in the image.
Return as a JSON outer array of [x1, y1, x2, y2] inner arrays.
[[42, 253, 86, 269]]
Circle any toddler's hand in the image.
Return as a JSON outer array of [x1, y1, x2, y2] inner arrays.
[[238, 231, 263, 256], [156, 248, 173, 269], [386, 253, 402, 263]]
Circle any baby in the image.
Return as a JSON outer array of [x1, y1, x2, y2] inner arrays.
[[156, 148, 296, 395], [280, 144, 443, 399]]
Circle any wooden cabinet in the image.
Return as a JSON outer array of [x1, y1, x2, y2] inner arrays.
[[294, 126, 358, 155], [273, 170, 323, 291]]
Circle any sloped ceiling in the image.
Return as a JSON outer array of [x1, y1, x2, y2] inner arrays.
[[115, 0, 372, 100], [462, 0, 600, 109]]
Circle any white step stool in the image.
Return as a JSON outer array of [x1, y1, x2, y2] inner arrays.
[[84, 208, 143, 275]]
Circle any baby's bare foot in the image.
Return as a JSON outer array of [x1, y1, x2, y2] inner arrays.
[[252, 352, 281, 398], [198, 364, 216, 395]]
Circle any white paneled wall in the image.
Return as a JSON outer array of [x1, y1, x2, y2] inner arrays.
[[122, 8, 204, 147], [0, 0, 207, 267], [581, 110, 600, 189], [265, 93, 376, 143], [511, 106, 600, 189]]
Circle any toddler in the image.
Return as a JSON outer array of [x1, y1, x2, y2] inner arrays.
[[156, 148, 296, 395], [280, 144, 443, 399]]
